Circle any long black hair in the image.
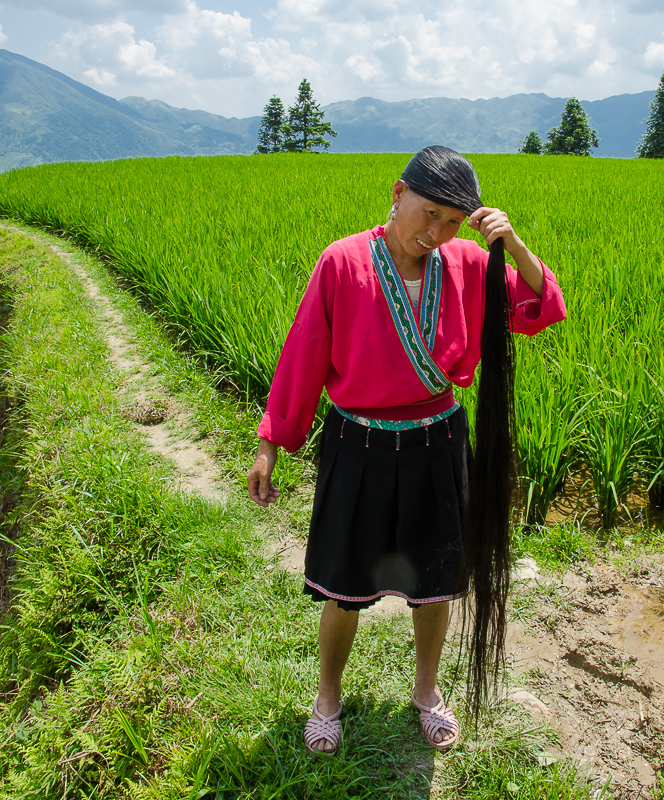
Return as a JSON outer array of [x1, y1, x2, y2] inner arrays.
[[401, 146, 517, 721]]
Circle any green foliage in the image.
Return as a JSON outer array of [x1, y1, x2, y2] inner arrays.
[[544, 98, 599, 156], [518, 131, 543, 154], [512, 523, 595, 571], [283, 79, 337, 152], [255, 96, 287, 154], [515, 358, 589, 527], [653, 772, 664, 799], [636, 71, 664, 158]]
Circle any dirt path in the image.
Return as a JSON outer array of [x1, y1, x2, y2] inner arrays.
[[5, 225, 663, 797], [2, 225, 226, 502]]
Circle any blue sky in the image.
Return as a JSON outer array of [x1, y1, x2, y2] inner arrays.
[[1, 0, 663, 117]]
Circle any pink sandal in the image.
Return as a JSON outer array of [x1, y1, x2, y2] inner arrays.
[[411, 687, 459, 750], [303, 694, 343, 755]]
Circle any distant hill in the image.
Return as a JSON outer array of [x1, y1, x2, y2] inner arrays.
[[0, 48, 655, 171], [324, 93, 655, 158], [0, 49, 260, 172]]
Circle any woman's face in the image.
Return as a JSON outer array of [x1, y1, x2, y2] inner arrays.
[[389, 181, 467, 259]]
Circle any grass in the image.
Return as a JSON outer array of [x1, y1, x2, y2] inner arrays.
[[0, 226, 615, 798], [511, 522, 596, 573]]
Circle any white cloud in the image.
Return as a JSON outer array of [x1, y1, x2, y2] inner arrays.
[[55, 20, 175, 82], [155, 1, 317, 82], [0, 25, 7, 45], [118, 36, 174, 78], [47, 1, 319, 115], [587, 60, 611, 77], [266, 0, 628, 101], [576, 23, 596, 51], [343, 54, 384, 84], [21, 0, 664, 118], [83, 66, 117, 86], [644, 38, 664, 68], [272, 0, 402, 27], [302, 0, 662, 102]]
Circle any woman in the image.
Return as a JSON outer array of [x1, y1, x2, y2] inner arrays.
[[246, 147, 566, 755]]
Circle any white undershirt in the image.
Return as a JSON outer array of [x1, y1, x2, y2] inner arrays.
[[403, 278, 422, 309]]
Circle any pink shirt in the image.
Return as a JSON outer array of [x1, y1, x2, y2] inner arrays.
[[258, 225, 566, 452]]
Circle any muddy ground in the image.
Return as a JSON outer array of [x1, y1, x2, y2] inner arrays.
[[508, 555, 664, 797]]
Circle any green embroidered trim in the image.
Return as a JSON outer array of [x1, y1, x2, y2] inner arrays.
[[334, 403, 460, 431], [420, 246, 442, 349], [370, 236, 450, 395]]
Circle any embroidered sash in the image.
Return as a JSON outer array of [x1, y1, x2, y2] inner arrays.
[[370, 236, 451, 395]]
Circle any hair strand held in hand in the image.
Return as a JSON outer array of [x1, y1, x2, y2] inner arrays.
[[461, 236, 517, 724]]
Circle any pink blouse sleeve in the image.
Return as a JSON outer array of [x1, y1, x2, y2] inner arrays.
[[256, 254, 335, 452], [507, 259, 566, 335]]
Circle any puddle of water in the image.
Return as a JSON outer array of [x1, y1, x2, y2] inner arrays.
[[609, 586, 664, 688]]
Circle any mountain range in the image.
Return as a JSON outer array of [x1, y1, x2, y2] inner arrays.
[[0, 48, 655, 172]]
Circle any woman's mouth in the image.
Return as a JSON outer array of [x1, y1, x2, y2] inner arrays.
[[416, 238, 432, 251]]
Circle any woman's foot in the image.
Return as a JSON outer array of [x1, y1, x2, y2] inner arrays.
[[304, 693, 343, 754], [411, 686, 459, 749]]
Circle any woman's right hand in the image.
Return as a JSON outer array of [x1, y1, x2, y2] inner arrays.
[[247, 439, 280, 507]]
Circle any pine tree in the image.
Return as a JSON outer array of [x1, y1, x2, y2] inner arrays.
[[544, 98, 599, 156], [518, 131, 543, 154], [636, 71, 664, 159], [255, 96, 287, 154], [283, 79, 337, 152]]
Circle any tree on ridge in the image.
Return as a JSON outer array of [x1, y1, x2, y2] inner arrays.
[[636, 71, 664, 159], [283, 79, 337, 153], [256, 96, 287, 154], [518, 131, 543, 154], [544, 98, 599, 156]]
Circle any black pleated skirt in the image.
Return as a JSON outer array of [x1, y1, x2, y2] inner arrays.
[[303, 405, 472, 611]]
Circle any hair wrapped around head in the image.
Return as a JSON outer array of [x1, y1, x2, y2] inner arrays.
[[402, 146, 517, 725], [400, 146, 482, 215]]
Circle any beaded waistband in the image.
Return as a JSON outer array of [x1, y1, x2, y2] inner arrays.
[[333, 402, 460, 431]]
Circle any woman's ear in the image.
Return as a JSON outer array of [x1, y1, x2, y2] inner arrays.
[[392, 180, 407, 206]]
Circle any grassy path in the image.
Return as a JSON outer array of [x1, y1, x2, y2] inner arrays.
[[0, 225, 629, 799], [34, 228, 227, 502]]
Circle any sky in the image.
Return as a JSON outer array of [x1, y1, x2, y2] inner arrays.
[[0, 0, 663, 118]]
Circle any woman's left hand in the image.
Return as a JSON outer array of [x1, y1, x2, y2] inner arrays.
[[467, 206, 520, 252]]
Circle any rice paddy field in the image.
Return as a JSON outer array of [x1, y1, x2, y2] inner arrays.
[[0, 152, 662, 530]]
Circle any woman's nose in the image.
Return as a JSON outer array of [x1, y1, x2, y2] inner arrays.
[[429, 221, 448, 243]]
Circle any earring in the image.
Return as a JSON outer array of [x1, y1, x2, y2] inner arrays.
[[388, 204, 397, 221]]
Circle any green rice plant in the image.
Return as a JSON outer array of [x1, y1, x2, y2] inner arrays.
[[646, 351, 664, 507], [653, 772, 664, 800], [579, 333, 657, 528], [515, 331, 590, 526]]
